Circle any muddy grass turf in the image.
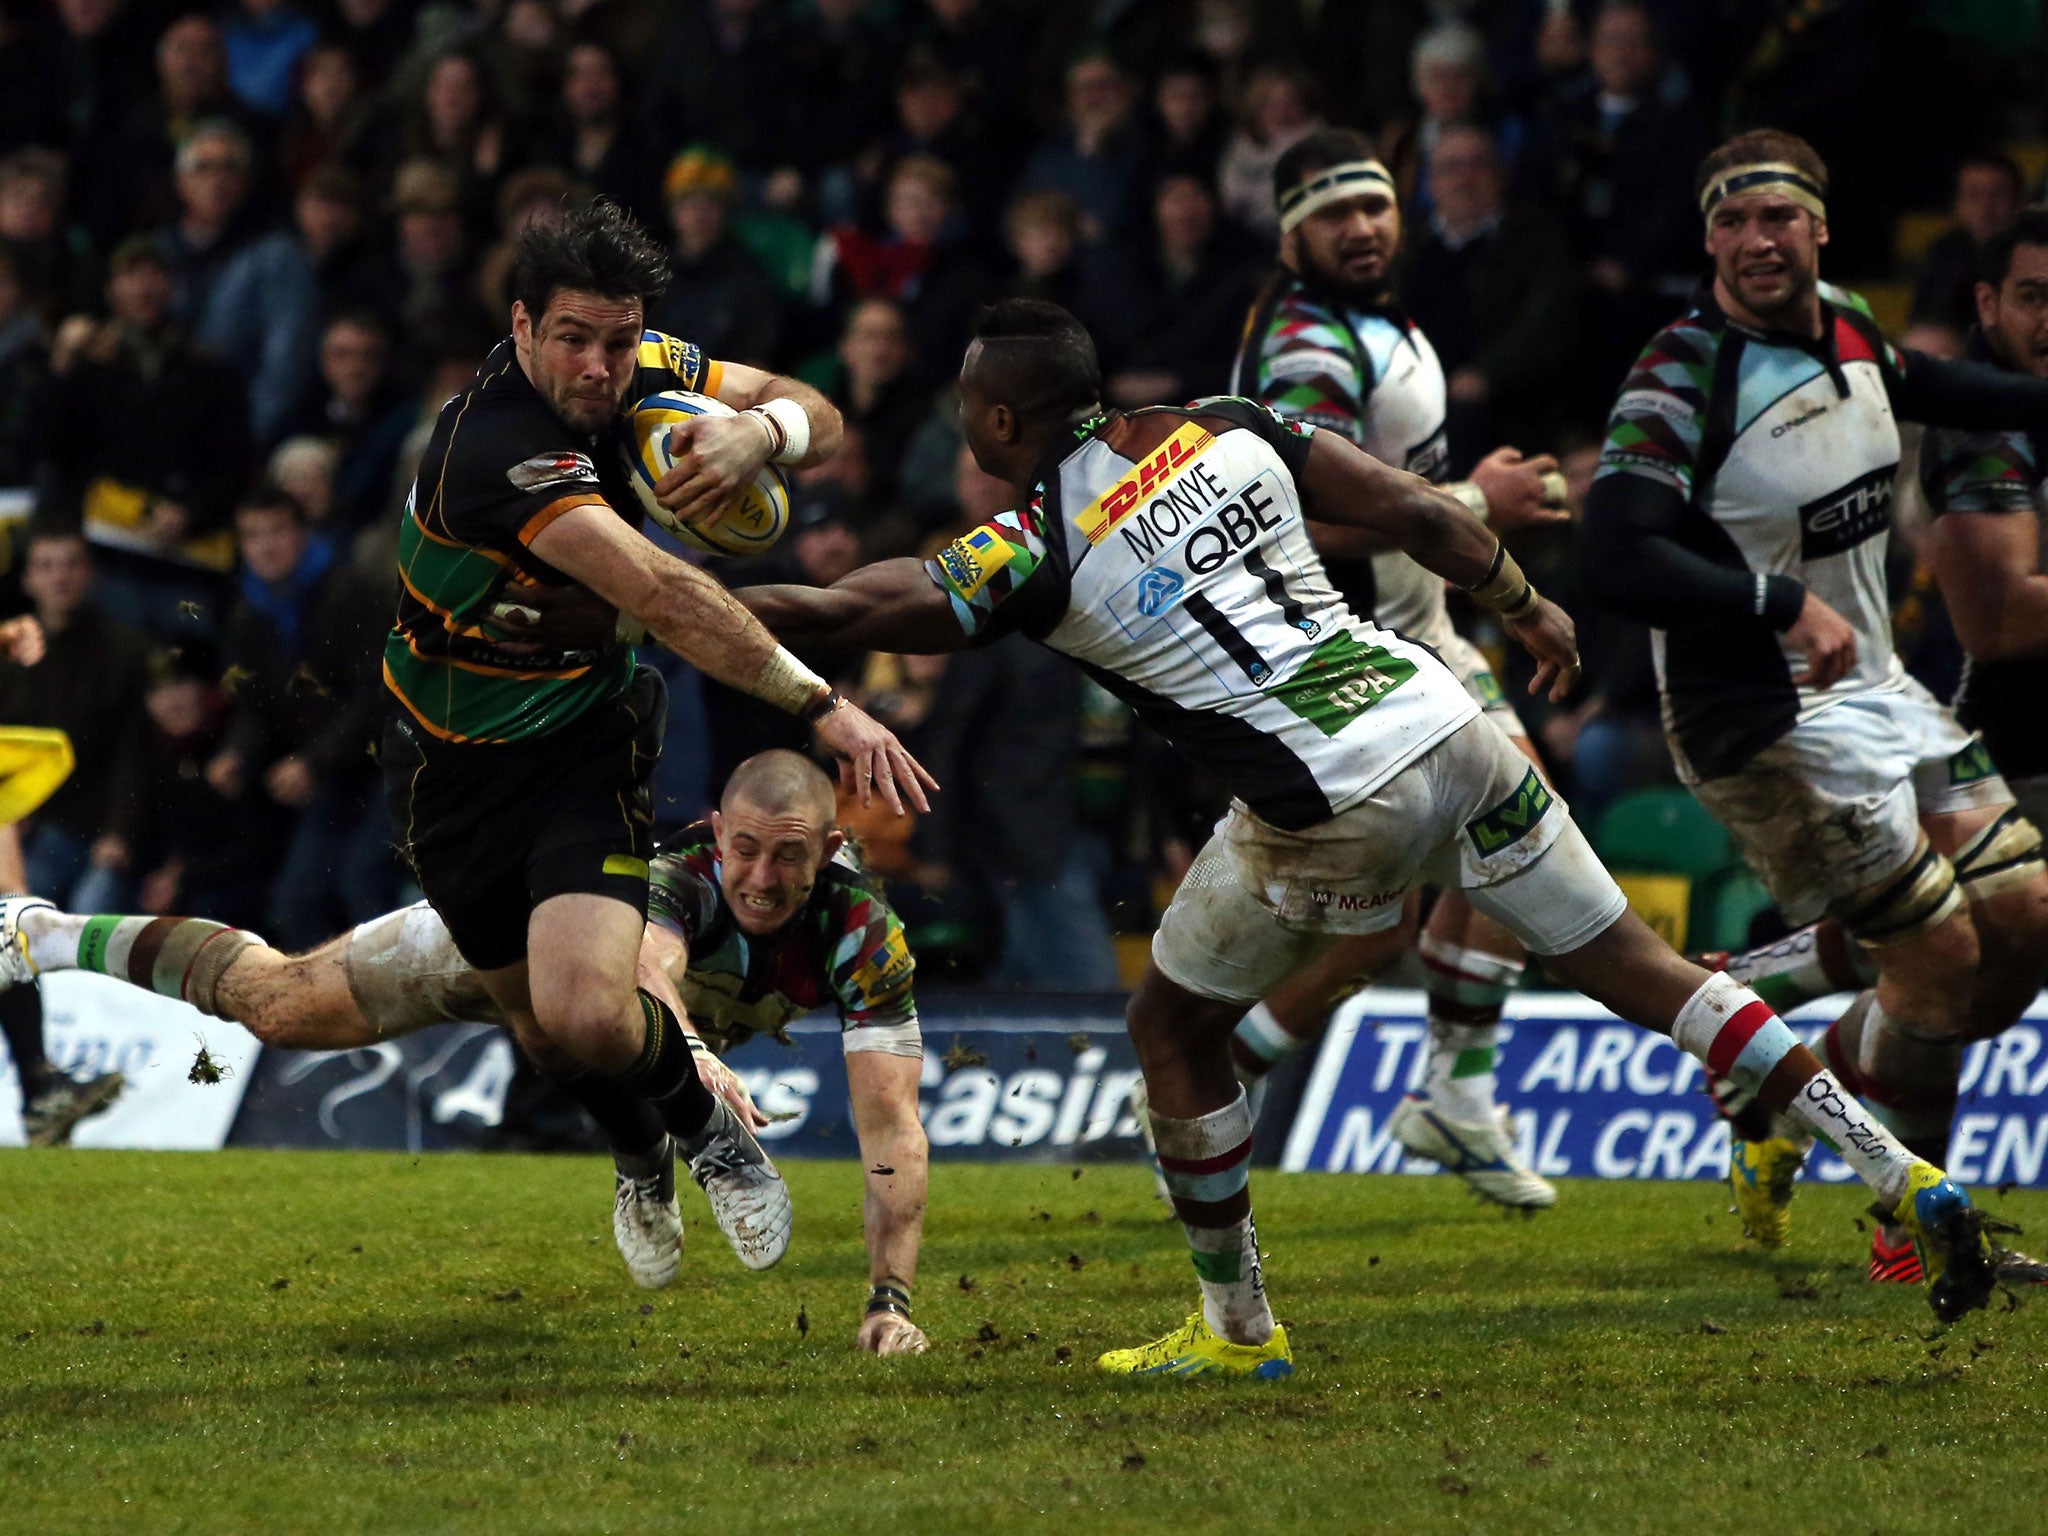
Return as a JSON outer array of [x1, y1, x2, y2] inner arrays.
[[1, 1151, 2042, 1535]]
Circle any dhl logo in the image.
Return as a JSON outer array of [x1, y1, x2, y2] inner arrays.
[[1077, 422, 1214, 545]]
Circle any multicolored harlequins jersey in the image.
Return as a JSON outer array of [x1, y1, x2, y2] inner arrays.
[[924, 398, 1476, 831], [1230, 270, 1456, 651], [1595, 283, 1911, 779], [1920, 344, 2048, 781], [384, 331, 718, 744], [646, 822, 918, 1057]]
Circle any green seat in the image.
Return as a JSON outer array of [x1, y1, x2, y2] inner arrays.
[[1690, 865, 1778, 953], [1594, 787, 1732, 879]]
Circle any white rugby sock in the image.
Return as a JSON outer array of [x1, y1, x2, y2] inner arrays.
[[1419, 935, 1522, 1121], [18, 906, 80, 975], [1232, 1002, 1303, 1084]]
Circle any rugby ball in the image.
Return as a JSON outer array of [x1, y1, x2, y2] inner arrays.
[[625, 390, 792, 557]]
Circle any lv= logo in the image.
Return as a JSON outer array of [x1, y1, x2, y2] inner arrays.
[[1466, 769, 1553, 856]]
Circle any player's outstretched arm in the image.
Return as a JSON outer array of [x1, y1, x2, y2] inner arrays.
[[656, 362, 846, 529], [740, 559, 974, 655], [530, 509, 935, 812], [1893, 348, 2048, 431], [847, 1048, 929, 1355]]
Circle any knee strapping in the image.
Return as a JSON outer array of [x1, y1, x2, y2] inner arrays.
[[1842, 839, 1961, 947], [1953, 808, 2046, 901]]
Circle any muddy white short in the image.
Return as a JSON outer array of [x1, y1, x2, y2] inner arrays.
[[1683, 675, 2015, 928], [1151, 716, 1629, 1005]]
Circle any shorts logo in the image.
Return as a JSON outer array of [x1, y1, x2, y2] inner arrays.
[[1950, 738, 1997, 786], [1310, 887, 1403, 911], [603, 854, 650, 879], [1471, 669, 1506, 707], [1136, 568, 1184, 616], [1467, 769, 1553, 857], [1798, 465, 1895, 558], [936, 526, 1012, 599], [1077, 422, 1214, 545], [507, 451, 600, 492]]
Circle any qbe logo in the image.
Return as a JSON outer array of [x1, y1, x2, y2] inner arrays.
[[1136, 568, 1184, 616]]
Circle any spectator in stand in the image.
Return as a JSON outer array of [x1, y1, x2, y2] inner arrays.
[[0, 150, 99, 326], [643, 0, 791, 179], [996, 191, 1123, 356], [1542, 0, 1710, 402], [293, 164, 382, 321], [857, 57, 1009, 244], [42, 237, 249, 634], [195, 131, 323, 448], [1105, 172, 1262, 409], [266, 435, 341, 559], [904, 0, 1033, 142], [646, 147, 784, 368], [0, 526, 150, 910], [1912, 153, 2024, 335], [326, 0, 413, 92], [219, 0, 318, 120], [155, 120, 271, 331], [782, 0, 902, 198], [813, 154, 989, 387], [0, 249, 50, 487], [1146, 55, 1230, 184], [1020, 51, 1146, 250], [543, 41, 661, 230], [208, 489, 395, 950], [1, 0, 152, 185], [473, 166, 589, 318], [1379, 22, 1531, 223], [372, 160, 491, 378], [397, 49, 513, 222], [1403, 121, 1581, 473], [1216, 65, 1321, 238], [827, 297, 930, 516], [277, 41, 374, 190], [128, 644, 277, 927], [282, 310, 414, 533]]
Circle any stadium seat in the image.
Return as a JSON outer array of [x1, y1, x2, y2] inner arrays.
[[1594, 787, 1733, 880], [1690, 864, 1779, 954]]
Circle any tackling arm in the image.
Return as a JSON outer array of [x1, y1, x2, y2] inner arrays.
[[846, 1048, 929, 1354], [530, 509, 935, 811], [1893, 350, 2048, 432], [739, 559, 975, 654], [1931, 511, 2048, 661]]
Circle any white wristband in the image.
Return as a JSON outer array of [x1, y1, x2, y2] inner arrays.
[[1447, 481, 1490, 523], [753, 645, 831, 717], [747, 397, 812, 465]]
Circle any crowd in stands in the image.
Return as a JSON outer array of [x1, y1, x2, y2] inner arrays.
[[0, 0, 2036, 986]]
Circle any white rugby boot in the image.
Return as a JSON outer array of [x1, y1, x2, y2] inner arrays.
[[612, 1137, 683, 1290], [0, 895, 53, 986], [680, 1099, 792, 1270], [1389, 1094, 1558, 1210]]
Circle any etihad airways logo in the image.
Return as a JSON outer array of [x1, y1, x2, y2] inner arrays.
[[1798, 464, 1895, 559]]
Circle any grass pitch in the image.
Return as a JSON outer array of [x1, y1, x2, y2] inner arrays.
[[2, 1152, 2043, 1536]]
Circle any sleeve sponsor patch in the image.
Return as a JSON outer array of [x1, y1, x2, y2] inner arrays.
[[1265, 348, 1360, 386], [1613, 389, 1698, 428], [935, 524, 1014, 600], [507, 451, 601, 493]]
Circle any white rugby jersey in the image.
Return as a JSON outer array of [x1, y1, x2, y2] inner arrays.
[[1594, 284, 1910, 778], [1229, 274, 1457, 650], [924, 399, 1476, 830]]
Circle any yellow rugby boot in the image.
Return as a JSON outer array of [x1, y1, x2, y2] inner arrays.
[[1892, 1163, 2013, 1324], [1728, 1136, 1804, 1247], [1098, 1310, 1293, 1380]]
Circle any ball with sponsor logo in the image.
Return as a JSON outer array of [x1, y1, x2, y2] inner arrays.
[[625, 390, 791, 557]]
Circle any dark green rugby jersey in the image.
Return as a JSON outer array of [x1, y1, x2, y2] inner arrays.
[[383, 331, 718, 743]]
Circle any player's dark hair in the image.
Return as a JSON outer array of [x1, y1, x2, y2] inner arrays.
[[1273, 127, 1378, 204], [510, 196, 669, 320], [236, 487, 307, 525], [22, 519, 88, 557], [969, 298, 1101, 422], [1695, 129, 1829, 204], [1979, 205, 2048, 288]]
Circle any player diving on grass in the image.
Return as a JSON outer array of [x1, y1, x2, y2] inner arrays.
[[0, 750, 933, 1355], [1220, 127, 1575, 1210], [1584, 131, 2048, 1285], [367, 199, 932, 1294], [736, 296, 2016, 1378]]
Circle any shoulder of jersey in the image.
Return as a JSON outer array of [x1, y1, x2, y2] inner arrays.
[[1817, 281, 1875, 322], [653, 820, 718, 872], [637, 329, 705, 389]]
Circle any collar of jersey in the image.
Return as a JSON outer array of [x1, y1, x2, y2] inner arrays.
[[1697, 285, 1849, 361]]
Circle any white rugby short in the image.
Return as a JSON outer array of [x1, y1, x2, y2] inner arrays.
[[1684, 675, 2016, 927], [1438, 632, 1527, 739], [1151, 716, 1629, 1005]]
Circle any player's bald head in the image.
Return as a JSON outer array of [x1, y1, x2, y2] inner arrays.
[[721, 749, 837, 827]]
